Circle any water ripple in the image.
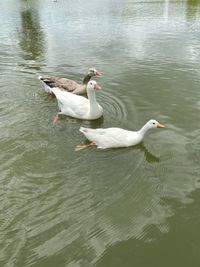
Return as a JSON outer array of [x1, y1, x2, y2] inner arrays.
[[1, 0, 200, 266], [98, 90, 128, 124]]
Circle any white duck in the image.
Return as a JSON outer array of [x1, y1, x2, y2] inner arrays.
[[38, 68, 101, 95], [75, 119, 165, 151], [51, 80, 103, 123]]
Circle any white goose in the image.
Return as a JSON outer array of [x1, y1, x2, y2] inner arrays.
[[51, 80, 103, 123], [75, 119, 165, 151]]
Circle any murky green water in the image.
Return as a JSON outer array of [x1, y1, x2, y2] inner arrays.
[[0, 0, 200, 266]]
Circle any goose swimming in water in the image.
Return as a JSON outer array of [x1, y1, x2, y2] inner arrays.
[[75, 119, 165, 151], [51, 80, 103, 123], [38, 68, 102, 95]]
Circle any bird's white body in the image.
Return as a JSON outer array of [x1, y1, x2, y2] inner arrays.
[[51, 81, 103, 120], [80, 127, 143, 148], [79, 120, 165, 149]]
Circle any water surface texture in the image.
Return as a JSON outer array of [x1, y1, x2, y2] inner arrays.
[[0, 0, 200, 266]]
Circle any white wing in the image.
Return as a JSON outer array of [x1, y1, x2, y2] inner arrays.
[[51, 88, 89, 118], [80, 127, 136, 148]]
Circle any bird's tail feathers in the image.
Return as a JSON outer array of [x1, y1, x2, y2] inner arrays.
[[80, 127, 88, 133]]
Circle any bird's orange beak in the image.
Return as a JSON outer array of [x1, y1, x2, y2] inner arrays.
[[95, 70, 102, 77], [94, 83, 101, 91], [156, 122, 165, 128]]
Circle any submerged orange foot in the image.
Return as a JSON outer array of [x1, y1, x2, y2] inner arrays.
[[53, 113, 59, 125], [74, 142, 96, 152]]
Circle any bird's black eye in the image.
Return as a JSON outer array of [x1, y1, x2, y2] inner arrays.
[[153, 122, 155, 125]]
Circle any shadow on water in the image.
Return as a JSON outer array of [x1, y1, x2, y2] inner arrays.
[[56, 114, 105, 128], [18, 1, 45, 69], [135, 142, 160, 163]]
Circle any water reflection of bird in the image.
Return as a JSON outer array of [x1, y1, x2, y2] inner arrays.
[[38, 68, 101, 95], [19, 9, 45, 63], [75, 119, 165, 151], [134, 142, 160, 163]]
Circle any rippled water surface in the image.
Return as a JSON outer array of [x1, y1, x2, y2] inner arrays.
[[0, 0, 200, 266]]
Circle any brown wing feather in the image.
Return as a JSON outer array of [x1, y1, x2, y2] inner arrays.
[[40, 76, 81, 92], [40, 75, 59, 83], [40, 74, 88, 94], [55, 78, 80, 91]]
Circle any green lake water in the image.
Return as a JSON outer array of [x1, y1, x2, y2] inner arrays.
[[0, 0, 200, 266]]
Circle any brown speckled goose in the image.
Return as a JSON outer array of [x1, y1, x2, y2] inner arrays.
[[38, 68, 101, 95]]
